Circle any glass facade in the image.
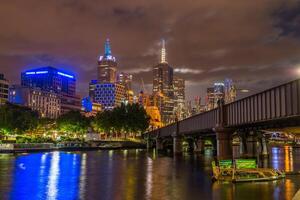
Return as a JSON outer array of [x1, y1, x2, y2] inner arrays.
[[93, 83, 125, 110], [21, 66, 76, 97]]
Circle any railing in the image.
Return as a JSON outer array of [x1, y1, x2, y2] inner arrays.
[[226, 79, 300, 126], [179, 108, 218, 134]]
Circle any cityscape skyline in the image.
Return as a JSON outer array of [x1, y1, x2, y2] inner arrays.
[[1, 1, 300, 101]]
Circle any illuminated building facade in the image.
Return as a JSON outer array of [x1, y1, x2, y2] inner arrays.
[[21, 66, 76, 96], [9, 85, 61, 118], [152, 39, 175, 124], [97, 39, 117, 83], [224, 78, 237, 104], [117, 72, 133, 103], [21, 66, 81, 114], [93, 83, 125, 110], [205, 79, 237, 111], [0, 73, 9, 105], [60, 95, 82, 114], [82, 96, 102, 116], [173, 76, 185, 119]]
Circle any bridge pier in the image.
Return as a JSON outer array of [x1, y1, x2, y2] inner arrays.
[[246, 133, 258, 157], [216, 128, 233, 159], [260, 137, 268, 158], [194, 138, 205, 153], [239, 135, 247, 157], [156, 138, 164, 152], [173, 136, 183, 155], [146, 135, 151, 150]]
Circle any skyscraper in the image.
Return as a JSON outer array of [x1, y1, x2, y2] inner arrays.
[[90, 39, 127, 110], [21, 66, 81, 114], [117, 72, 133, 103], [173, 76, 185, 119], [152, 39, 175, 124], [21, 66, 76, 96], [0, 73, 9, 105], [97, 39, 117, 83], [205, 80, 236, 111], [224, 78, 237, 103]]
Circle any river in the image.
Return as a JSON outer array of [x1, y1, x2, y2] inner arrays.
[[0, 146, 299, 200]]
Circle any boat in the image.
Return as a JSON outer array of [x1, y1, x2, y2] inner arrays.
[[212, 159, 285, 183]]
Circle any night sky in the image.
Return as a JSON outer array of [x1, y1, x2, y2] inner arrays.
[[1, 0, 300, 101]]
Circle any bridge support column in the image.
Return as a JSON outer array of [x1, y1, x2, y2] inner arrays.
[[239, 136, 247, 157], [194, 138, 205, 153], [246, 133, 258, 157], [173, 136, 183, 155], [156, 138, 163, 152], [216, 128, 233, 159], [260, 137, 268, 158], [146, 135, 151, 150]]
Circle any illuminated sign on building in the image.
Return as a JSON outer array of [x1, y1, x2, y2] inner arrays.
[[57, 72, 74, 79], [25, 71, 48, 75]]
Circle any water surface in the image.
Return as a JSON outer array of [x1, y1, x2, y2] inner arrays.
[[0, 147, 299, 200]]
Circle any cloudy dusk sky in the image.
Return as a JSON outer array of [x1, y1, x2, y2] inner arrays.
[[1, 0, 300, 101]]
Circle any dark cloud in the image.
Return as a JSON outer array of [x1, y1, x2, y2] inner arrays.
[[0, 0, 300, 101]]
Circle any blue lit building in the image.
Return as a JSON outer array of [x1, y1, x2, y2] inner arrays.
[[20, 66, 81, 114], [21, 66, 76, 96], [93, 83, 125, 110], [82, 97, 93, 112]]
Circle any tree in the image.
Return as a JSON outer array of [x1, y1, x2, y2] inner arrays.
[[0, 103, 39, 135], [56, 110, 90, 136], [92, 103, 150, 139]]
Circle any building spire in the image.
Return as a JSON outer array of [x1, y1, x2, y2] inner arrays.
[[104, 38, 112, 56], [161, 39, 167, 64]]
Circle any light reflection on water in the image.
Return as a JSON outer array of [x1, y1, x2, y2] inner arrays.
[[0, 147, 298, 200]]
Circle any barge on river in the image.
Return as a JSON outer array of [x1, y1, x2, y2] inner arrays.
[[212, 159, 285, 183]]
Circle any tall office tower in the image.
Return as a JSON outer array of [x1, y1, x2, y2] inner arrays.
[[152, 39, 175, 124], [9, 85, 61, 118], [21, 66, 76, 96], [224, 78, 237, 103], [193, 96, 201, 114], [205, 82, 225, 111], [206, 87, 215, 111], [0, 73, 9, 105], [213, 82, 225, 105], [21, 66, 81, 114], [117, 72, 134, 103], [97, 39, 117, 83], [173, 76, 185, 119]]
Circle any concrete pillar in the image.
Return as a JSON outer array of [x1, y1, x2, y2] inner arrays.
[[239, 136, 247, 157], [260, 137, 268, 157], [194, 138, 205, 153], [246, 134, 258, 157], [146, 136, 151, 150], [156, 138, 163, 152], [216, 129, 233, 159], [173, 136, 183, 155]]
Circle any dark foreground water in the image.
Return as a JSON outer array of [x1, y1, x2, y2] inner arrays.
[[0, 147, 300, 200]]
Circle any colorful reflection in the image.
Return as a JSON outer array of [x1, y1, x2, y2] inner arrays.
[[10, 152, 81, 200], [284, 146, 293, 172]]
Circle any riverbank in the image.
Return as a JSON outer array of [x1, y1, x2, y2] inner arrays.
[[0, 140, 146, 153]]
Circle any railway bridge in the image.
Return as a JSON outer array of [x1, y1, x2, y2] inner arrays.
[[145, 79, 300, 158]]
